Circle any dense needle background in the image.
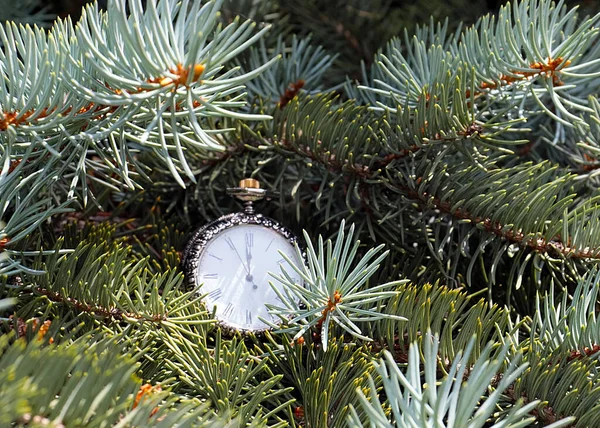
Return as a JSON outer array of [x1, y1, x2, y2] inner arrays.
[[47, 0, 592, 27]]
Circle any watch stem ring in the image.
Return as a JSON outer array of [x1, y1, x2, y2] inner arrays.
[[244, 201, 255, 214]]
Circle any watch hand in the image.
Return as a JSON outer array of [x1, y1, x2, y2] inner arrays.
[[245, 234, 253, 272], [225, 236, 250, 273], [242, 268, 258, 290], [246, 245, 253, 276]]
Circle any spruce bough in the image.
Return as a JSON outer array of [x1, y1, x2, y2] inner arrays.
[[1, 0, 600, 426]]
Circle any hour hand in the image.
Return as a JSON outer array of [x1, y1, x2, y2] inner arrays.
[[245, 243, 251, 264], [245, 233, 253, 268]]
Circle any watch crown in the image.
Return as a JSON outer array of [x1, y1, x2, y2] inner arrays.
[[227, 178, 270, 210], [239, 178, 260, 189]]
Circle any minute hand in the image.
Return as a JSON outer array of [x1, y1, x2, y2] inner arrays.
[[225, 236, 250, 273]]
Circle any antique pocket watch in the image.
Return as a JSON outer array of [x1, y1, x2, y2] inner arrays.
[[183, 178, 303, 333]]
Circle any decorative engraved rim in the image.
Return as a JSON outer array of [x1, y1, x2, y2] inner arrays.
[[182, 212, 300, 334]]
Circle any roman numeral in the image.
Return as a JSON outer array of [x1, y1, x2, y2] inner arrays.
[[223, 303, 234, 317], [225, 237, 236, 251], [207, 289, 222, 300], [209, 253, 223, 261], [277, 258, 286, 265], [203, 273, 218, 279], [246, 310, 252, 325], [245, 232, 254, 248]]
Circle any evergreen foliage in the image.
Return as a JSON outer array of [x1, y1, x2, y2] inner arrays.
[[2, 0, 600, 426], [0, 0, 56, 27]]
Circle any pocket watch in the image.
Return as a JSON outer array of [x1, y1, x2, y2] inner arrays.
[[183, 178, 303, 333]]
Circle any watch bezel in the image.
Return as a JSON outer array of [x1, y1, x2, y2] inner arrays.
[[182, 211, 302, 334]]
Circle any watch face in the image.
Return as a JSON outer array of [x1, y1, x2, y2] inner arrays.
[[186, 215, 303, 332]]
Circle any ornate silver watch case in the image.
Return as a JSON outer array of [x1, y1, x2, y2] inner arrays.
[[182, 179, 301, 334]]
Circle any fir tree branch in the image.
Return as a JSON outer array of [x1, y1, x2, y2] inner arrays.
[[0, 334, 224, 427], [268, 220, 407, 351], [32, 286, 168, 323], [17, 224, 211, 330], [396, 179, 600, 260], [3, 1, 600, 426], [348, 333, 559, 428], [274, 96, 599, 262]]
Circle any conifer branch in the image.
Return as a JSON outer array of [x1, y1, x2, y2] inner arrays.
[[398, 182, 600, 260], [3, 0, 600, 426], [274, 98, 599, 263]]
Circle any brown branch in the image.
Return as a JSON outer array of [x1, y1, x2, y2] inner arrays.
[[517, 141, 536, 156], [580, 153, 600, 172], [1, 63, 205, 131], [501, 343, 600, 427], [279, 134, 600, 260], [279, 139, 370, 177], [279, 80, 305, 108], [479, 57, 571, 92], [402, 184, 600, 260], [34, 287, 166, 323], [367, 124, 483, 171], [567, 344, 600, 361], [370, 334, 411, 364], [503, 384, 573, 427], [278, 121, 482, 178], [310, 290, 343, 344], [373, 335, 579, 426], [0, 237, 10, 251], [370, 144, 421, 171]]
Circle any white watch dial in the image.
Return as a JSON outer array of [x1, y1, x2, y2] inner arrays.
[[196, 224, 302, 331]]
